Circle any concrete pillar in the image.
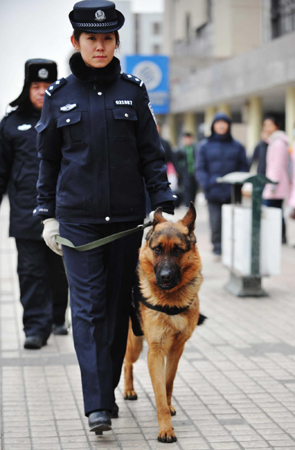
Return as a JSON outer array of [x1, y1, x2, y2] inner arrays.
[[183, 112, 196, 136], [246, 97, 262, 154], [204, 106, 216, 136], [217, 103, 231, 117], [285, 86, 295, 144], [166, 113, 177, 147]]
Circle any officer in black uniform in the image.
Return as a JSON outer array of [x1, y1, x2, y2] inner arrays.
[[0, 59, 68, 350], [35, 0, 176, 434]]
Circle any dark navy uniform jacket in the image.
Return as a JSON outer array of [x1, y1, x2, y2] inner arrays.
[[0, 108, 43, 239], [35, 59, 175, 224]]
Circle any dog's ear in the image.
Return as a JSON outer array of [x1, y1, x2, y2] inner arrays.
[[180, 202, 196, 234], [152, 207, 167, 227]]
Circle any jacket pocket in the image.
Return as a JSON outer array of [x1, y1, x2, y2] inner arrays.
[[112, 108, 138, 141], [57, 111, 83, 145]]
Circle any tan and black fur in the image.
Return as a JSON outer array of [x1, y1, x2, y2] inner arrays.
[[124, 203, 203, 443]]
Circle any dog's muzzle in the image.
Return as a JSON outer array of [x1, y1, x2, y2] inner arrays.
[[155, 266, 180, 290]]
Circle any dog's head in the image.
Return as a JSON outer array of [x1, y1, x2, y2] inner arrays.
[[140, 202, 201, 292]]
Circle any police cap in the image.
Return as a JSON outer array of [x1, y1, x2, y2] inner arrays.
[[10, 59, 57, 107], [69, 0, 125, 33]]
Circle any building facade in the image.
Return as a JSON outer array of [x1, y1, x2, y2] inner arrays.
[[163, 0, 295, 151]]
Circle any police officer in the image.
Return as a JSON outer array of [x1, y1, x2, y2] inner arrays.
[[34, 0, 176, 434], [0, 59, 68, 350]]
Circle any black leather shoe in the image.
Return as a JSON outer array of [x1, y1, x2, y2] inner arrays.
[[52, 323, 68, 335], [111, 402, 119, 419], [88, 410, 112, 433], [24, 336, 46, 350]]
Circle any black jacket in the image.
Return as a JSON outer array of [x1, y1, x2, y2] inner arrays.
[[35, 55, 175, 223], [0, 107, 43, 240], [250, 140, 268, 175]]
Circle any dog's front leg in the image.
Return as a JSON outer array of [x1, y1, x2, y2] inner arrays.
[[166, 342, 185, 416], [147, 345, 177, 443]]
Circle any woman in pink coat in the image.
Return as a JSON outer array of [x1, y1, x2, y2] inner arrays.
[[262, 116, 290, 243], [289, 140, 295, 219]]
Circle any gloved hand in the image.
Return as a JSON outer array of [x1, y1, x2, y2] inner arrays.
[[149, 210, 176, 223], [42, 218, 63, 256]]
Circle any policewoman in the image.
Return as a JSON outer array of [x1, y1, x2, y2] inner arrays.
[[35, 0, 175, 433], [0, 59, 68, 350]]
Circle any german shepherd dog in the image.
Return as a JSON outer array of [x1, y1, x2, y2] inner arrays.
[[124, 202, 204, 443]]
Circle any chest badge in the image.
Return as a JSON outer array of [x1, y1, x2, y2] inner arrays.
[[18, 124, 32, 131], [60, 103, 77, 112], [115, 100, 133, 106]]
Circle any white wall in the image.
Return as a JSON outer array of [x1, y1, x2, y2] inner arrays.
[[0, 0, 133, 116], [137, 13, 163, 55]]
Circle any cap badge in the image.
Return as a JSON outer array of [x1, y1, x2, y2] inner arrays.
[[95, 10, 106, 21], [38, 68, 49, 79], [60, 103, 77, 112]]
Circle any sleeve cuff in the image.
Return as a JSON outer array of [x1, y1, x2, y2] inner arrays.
[[33, 204, 56, 218], [149, 189, 178, 211]]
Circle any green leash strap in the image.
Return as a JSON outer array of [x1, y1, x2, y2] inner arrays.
[[56, 221, 152, 252]]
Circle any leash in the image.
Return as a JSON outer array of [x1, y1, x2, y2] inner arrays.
[[56, 221, 152, 251]]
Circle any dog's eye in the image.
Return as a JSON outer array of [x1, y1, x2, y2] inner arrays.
[[153, 247, 162, 255], [173, 247, 183, 256]]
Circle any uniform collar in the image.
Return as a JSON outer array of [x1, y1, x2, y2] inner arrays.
[[69, 52, 121, 85]]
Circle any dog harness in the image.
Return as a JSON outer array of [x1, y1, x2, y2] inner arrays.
[[139, 296, 195, 316]]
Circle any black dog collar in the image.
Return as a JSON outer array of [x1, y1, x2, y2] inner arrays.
[[139, 296, 194, 316]]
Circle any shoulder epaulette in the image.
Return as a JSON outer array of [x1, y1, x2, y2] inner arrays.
[[45, 78, 67, 97], [121, 73, 144, 88], [3, 108, 16, 118]]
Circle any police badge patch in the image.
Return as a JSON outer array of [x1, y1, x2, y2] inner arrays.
[[148, 102, 157, 125], [60, 104, 77, 112], [95, 10, 106, 21]]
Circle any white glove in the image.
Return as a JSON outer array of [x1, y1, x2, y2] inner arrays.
[[42, 218, 63, 256], [149, 210, 177, 223]]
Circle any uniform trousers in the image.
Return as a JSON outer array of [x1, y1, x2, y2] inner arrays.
[[59, 221, 143, 416], [15, 239, 68, 340], [207, 201, 230, 255]]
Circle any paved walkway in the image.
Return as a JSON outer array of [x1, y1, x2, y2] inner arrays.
[[1, 196, 295, 450]]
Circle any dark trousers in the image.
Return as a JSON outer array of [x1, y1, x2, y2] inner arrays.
[[59, 221, 143, 416], [262, 199, 286, 242], [184, 175, 198, 206], [207, 201, 230, 255], [15, 239, 68, 340]]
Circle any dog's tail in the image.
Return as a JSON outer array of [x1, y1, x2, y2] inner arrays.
[[198, 313, 207, 326]]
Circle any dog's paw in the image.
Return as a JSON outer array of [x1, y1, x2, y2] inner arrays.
[[157, 429, 177, 443], [124, 390, 138, 400], [169, 405, 176, 416]]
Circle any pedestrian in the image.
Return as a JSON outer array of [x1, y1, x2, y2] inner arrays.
[[250, 128, 269, 175], [0, 59, 69, 350], [157, 123, 176, 167], [34, 0, 176, 434], [195, 112, 248, 259], [262, 115, 291, 243], [289, 127, 295, 220], [176, 132, 198, 206]]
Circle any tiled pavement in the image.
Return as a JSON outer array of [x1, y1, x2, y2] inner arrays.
[[1, 195, 295, 450]]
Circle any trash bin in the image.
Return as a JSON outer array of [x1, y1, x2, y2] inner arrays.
[[217, 172, 281, 297]]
